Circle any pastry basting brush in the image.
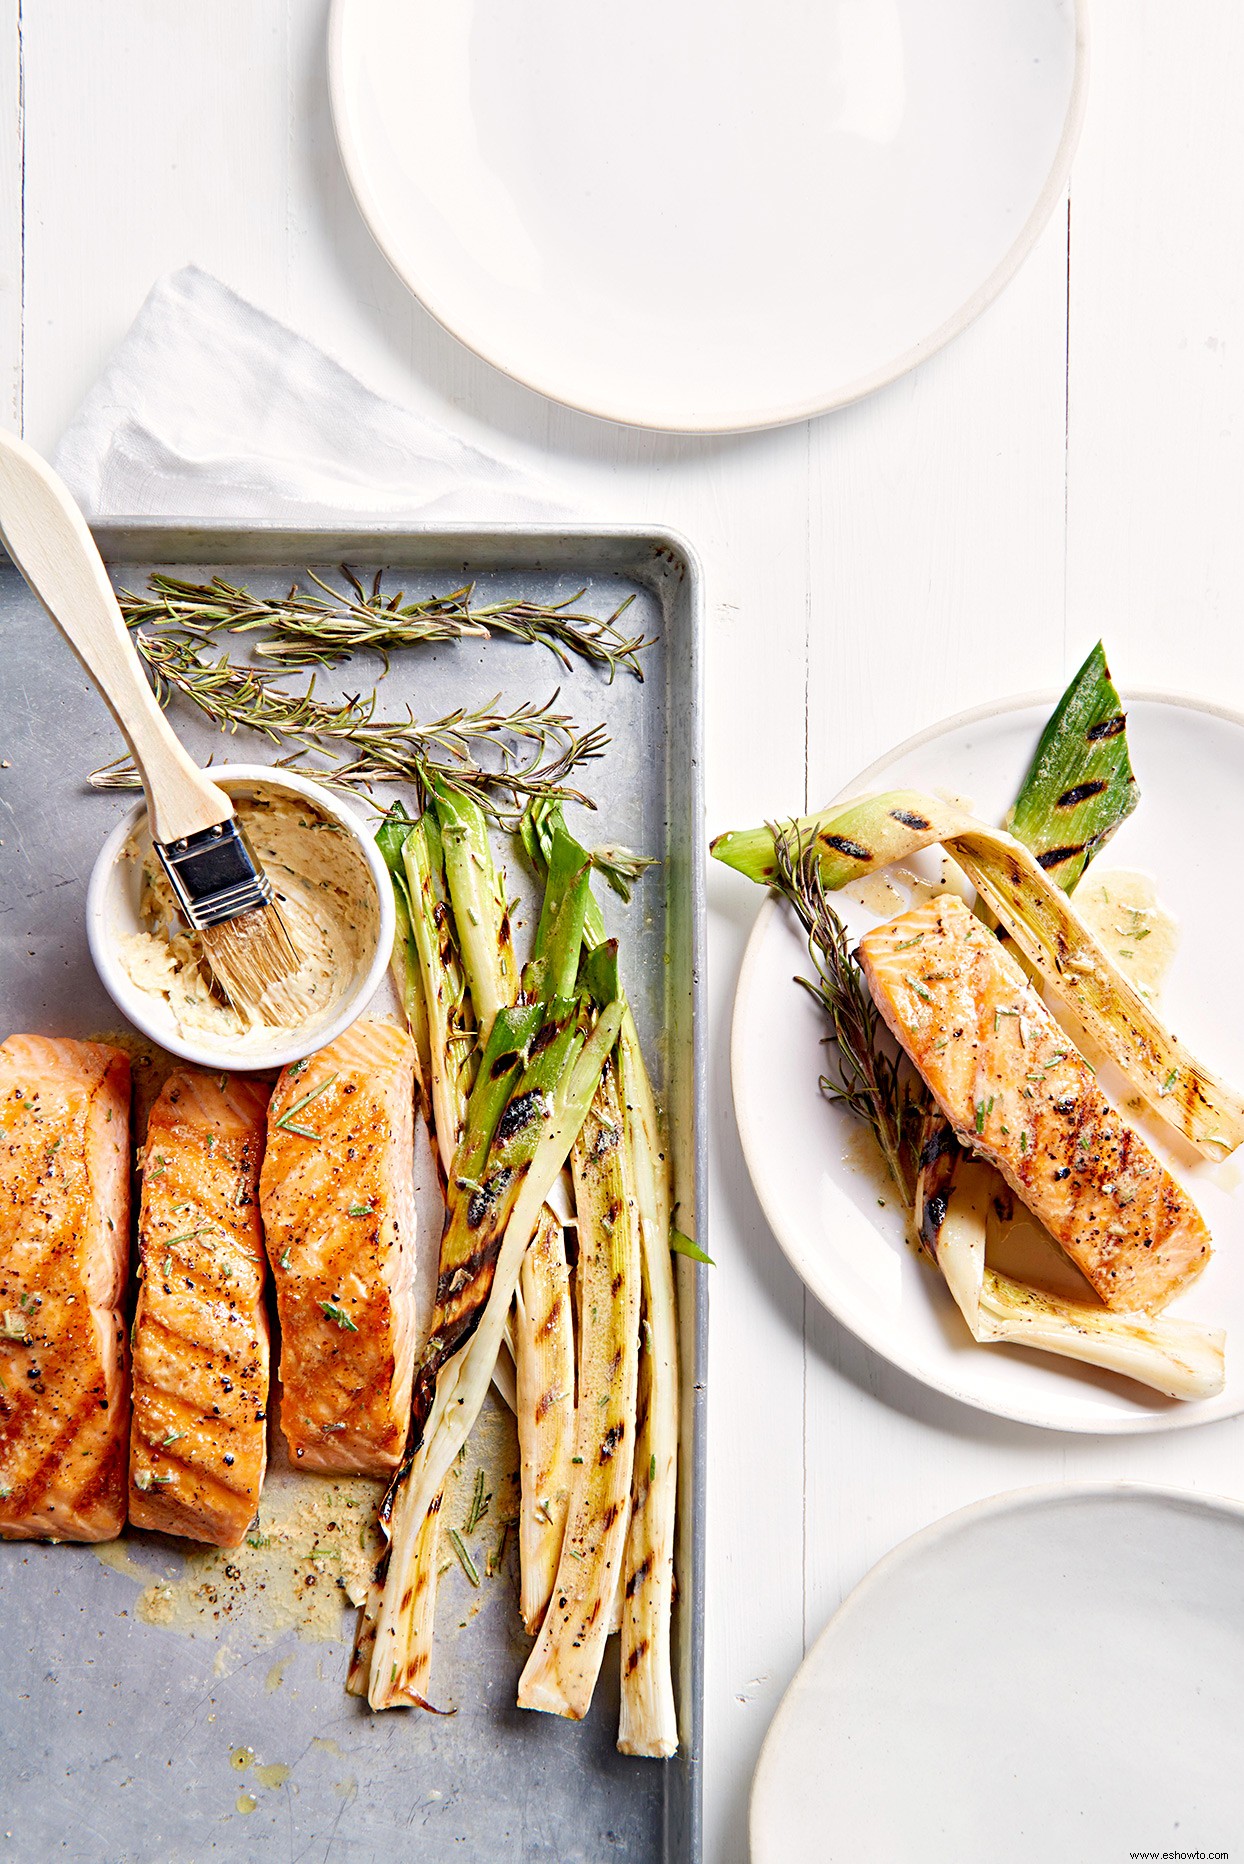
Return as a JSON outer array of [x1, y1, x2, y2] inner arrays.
[[0, 430, 302, 1022]]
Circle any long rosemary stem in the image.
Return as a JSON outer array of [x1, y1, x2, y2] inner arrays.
[[119, 568, 653, 680], [770, 825, 924, 1208], [92, 630, 609, 820]]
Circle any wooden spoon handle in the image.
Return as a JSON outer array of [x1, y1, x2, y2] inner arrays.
[[0, 429, 231, 844]]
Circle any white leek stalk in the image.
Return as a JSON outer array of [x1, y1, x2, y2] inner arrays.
[[518, 1058, 641, 1721], [925, 1159, 1225, 1400], [514, 1205, 575, 1632], [616, 1011, 680, 1757]]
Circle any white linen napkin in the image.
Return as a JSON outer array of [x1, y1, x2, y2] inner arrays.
[[53, 265, 566, 524]]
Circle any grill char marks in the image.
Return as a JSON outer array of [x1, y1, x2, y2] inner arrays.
[[1057, 779, 1109, 808], [1037, 844, 1087, 872], [820, 833, 873, 862]]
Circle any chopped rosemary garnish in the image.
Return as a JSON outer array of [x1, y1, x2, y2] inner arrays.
[[464, 1467, 491, 1535], [321, 1302, 358, 1331], [347, 1203, 372, 1218], [485, 1520, 511, 1579], [447, 1527, 481, 1588], [274, 1073, 338, 1135]]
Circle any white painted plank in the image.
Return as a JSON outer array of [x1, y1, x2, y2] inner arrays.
[[1067, 0, 1244, 695], [0, 0, 22, 429], [798, 196, 1075, 1645], [19, 0, 290, 451]]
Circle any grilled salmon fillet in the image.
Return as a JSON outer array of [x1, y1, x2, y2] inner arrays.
[[858, 895, 1211, 1313], [0, 1037, 131, 1541], [129, 1070, 271, 1547], [260, 1021, 418, 1475]]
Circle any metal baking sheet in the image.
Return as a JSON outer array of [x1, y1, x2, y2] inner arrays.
[[0, 522, 706, 1863]]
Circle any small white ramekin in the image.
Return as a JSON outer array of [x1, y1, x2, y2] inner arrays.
[[86, 763, 395, 1073]]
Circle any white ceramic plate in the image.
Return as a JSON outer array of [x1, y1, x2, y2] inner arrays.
[[732, 693, 1244, 1433], [750, 1484, 1244, 1863], [328, 0, 1087, 433]]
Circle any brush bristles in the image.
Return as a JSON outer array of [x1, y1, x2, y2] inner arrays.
[[199, 901, 306, 1026]]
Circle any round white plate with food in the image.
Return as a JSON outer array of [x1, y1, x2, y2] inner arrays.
[[328, 0, 1087, 433], [731, 691, 1244, 1433], [750, 1483, 1244, 1864]]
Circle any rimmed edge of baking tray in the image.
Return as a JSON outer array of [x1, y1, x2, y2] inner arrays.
[[89, 517, 708, 1863]]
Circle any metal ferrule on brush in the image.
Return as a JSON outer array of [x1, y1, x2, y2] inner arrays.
[[154, 818, 277, 930]]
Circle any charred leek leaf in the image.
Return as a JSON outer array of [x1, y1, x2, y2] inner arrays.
[[1005, 641, 1138, 888]]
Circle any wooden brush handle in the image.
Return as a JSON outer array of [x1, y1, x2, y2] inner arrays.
[[0, 429, 232, 844]]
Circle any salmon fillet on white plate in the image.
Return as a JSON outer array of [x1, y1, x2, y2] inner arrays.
[[260, 1021, 418, 1475], [858, 894, 1211, 1315], [0, 1036, 131, 1542], [128, 1069, 271, 1548]]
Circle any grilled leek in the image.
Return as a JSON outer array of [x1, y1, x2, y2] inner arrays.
[[713, 791, 1244, 1159], [518, 1056, 641, 1721]]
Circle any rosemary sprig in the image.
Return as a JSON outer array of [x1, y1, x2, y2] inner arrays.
[[91, 631, 609, 821], [119, 568, 653, 681], [771, 825, 925, 1209]]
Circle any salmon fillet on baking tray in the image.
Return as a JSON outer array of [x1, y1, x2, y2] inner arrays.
[[0, 1036, 131, 1542], [260, 1020, 418, 1476], [128, 1069, 271, 1548]]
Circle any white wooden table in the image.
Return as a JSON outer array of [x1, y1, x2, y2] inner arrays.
[[6, 5, 1243, 1859]]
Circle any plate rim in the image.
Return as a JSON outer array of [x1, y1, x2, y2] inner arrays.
[[731, 685, 1244, 1435], [748, 1478, 1244, 1859], [326, 0, 1091, 435]]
